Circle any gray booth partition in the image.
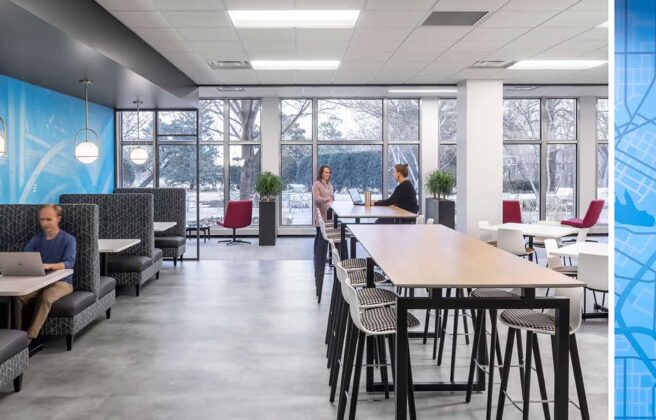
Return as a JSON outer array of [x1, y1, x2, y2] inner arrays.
[[114, 188, 187, 265], [0, 204, 115, 350], [60, 194, 161, 296]]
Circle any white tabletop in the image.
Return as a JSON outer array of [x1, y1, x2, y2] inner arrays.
[[98, 239, 141, 253], [154, 222, 177, 232], [481, 222, 579, 239], [0, 269, 74, 297], [551, 242, 609, 258], [330, 202, 417, 219], [349, 224, 583, 289]]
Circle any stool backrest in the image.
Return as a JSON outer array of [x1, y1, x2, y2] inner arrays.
[[544, 239, 563, 269], [426, 218, 434, 225], [497, 228, 527, 255], [478, 220, 495, 243], [549, 287, 584, 334], [334, 252, 366, 333], [578, 253, 608, 293]]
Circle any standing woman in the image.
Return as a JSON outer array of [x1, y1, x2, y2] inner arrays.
[[312, 165, 335, 251], [374, 163, 418, 223]]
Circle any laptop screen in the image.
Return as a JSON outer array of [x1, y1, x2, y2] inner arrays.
[[348, 188, 363, 203]]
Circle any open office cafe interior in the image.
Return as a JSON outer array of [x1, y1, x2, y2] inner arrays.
[[0, 0, 609, 419]]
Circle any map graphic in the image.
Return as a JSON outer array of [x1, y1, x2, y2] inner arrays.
[[616, 1, 656, 418]]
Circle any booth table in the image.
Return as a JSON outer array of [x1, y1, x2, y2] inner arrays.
[[348, 224, 582, 420]]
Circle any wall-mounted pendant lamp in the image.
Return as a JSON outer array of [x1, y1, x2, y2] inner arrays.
[[129, 100, 148, 165], [74, 79, 99, 164], [0, 115, 6, 158]]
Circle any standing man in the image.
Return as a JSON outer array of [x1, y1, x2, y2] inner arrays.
[[17, 204, 76, 341]]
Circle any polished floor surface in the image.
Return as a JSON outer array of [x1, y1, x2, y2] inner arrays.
[[0, 242, 608, 419]]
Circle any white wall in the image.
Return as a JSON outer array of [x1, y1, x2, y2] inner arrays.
[[420, 98, 439, 215]]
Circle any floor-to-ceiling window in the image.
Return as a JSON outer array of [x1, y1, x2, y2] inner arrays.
[[596, 98, 609, 223], [503, 98, 579, 222], [117, 108, 199, 258], [438, 98, 457, 198]]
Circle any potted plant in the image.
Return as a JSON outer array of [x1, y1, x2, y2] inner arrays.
[[255, 171, 283, 245], [424, 170, 456, 229]]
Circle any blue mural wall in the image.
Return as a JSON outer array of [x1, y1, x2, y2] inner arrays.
[[0, 74, 114, 203]]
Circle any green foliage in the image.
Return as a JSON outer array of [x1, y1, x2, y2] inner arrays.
[[256, 171, 283, 201], [425, 170, 455, 199]]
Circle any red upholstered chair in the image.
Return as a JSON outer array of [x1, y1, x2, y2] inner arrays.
[[561, 199, 605, 228], [217, 200, 253, 245], [502, 200, 522, 224]]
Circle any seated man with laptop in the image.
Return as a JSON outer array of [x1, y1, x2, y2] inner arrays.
[[16, 204, 76, 341]]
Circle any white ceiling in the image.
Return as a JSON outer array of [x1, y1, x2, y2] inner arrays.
[[95, 0, 609, 87]]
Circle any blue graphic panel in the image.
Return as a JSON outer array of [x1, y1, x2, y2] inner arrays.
[[0, 74, 114, 203], [616, 1, 656, 418]]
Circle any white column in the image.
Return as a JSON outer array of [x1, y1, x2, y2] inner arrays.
[[420, 98, 439, 215], [456, 80, 504, 235], [260, 97, 280, 175], [578, 96, 597, 218]]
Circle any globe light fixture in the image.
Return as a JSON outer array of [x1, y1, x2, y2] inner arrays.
[[74, 79, 99, 164], [129, 100, 148, 165]]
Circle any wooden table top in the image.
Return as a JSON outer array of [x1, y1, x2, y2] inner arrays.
[[154, 222, 177, 232], [0, 269, 74, 296], [349, 224, 583, 289], [329, 202, 417, 219], [551, 242, 608, 258], [98, 239, 141, 253], [480, 222, 579, 238]]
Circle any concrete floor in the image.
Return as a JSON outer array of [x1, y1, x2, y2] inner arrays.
[[0, 241, 608, 419]]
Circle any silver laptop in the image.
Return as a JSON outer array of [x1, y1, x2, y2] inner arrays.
[[0, 252, 46, 276], [348, 188, 365, 205]]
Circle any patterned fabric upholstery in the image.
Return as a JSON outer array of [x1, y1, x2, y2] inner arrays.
[[349, 270, 386, 286], [60, 194, 155, 259], [357, 288, 397, 307], [0, 205, 100, 296], [361, 306, 420, 333], [0, 348, 28, 388], [499, 309, 568, 335], [114, 188, 186, 237], [341, 258, 367, 271], [470, 288, 518, 298], [0, 204, 114, 342]]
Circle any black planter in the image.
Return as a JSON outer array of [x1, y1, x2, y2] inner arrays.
[[425, 198, 456, 229], [259, 200, 277, 246]]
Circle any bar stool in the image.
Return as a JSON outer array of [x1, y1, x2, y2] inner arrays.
[[436, 288, 474, 380], [335, 261, 420, 420], [496, 286, 589, 420], [328, 247, 397, 402]]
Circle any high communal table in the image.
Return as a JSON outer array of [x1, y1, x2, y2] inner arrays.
[[480, 222, 579, 249], [328, 202, 417, 258], [98, 239, 141, 275], [154, 222, 177, 232], [348, 224, 583, 420], [551, 242, 608, 258]]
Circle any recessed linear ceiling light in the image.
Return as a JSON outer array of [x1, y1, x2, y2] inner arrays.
[[388, 88, 457, 94], [228, 10, 360, 28], [251, 60, 340, 70], [508, 60, 607, 70], [216, 87, 245, 92], [208, 60, 251, 70]]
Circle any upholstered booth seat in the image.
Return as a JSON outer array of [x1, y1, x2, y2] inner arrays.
[[0, 330, 28, 392], [99, 276, 116, 297], [107, 255, 153, 272], [49, 292, 95, 318], [0, 330, 27, 364], [155, 236, 185, 248]]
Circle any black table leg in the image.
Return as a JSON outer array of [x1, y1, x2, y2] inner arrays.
[[554, 299, 570, 420], [528, 235, 534, 261], [395, 298, 409, 420]]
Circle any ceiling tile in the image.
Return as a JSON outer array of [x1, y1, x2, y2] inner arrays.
[[332, 69, 377, 83], [132, 26, 184, 42], [294, 70, 336, 84], [571, 27, 608, 41], [296, 41, 349, 59], [388, 48, 447, 62], [501, 0, 579, 11], [540, 10, 607, 28], [242, 41, 296, 59], [212, 69, 259, 83], [348, 28, 411, 51], [236, 28, 295, 41], [222, 0, 295, 9], [356, 10, 427, 27], [342, 49, 393, 62], [255, 71, 296, 84], [450, 39, 508, 52], [188, 41, 248, 60], [566, 0, 607, 11], [294, 0, 365, 8], [96, 0, 156, 11], [578, 46, 608, 60], [432, 0, 507, 11], [463, 27, 529, 42], [112, 11, 170, 27], [365, 0, 435, 11], [146, 38, 191, 53], [296, 28, 354, 41], [176, 27, 239, 41], [151, 0, 224, 10], [161, 11, 231, 27], [534, 39, 608, 58], [479, 10, 559, 27], [339, 61, 386, 70]]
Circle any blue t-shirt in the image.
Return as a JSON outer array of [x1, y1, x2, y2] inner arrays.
[[24, 230, 76, 284]]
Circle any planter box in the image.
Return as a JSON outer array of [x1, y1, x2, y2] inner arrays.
[[425, 198, 455, 229], [259, 200, 277, 245]]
